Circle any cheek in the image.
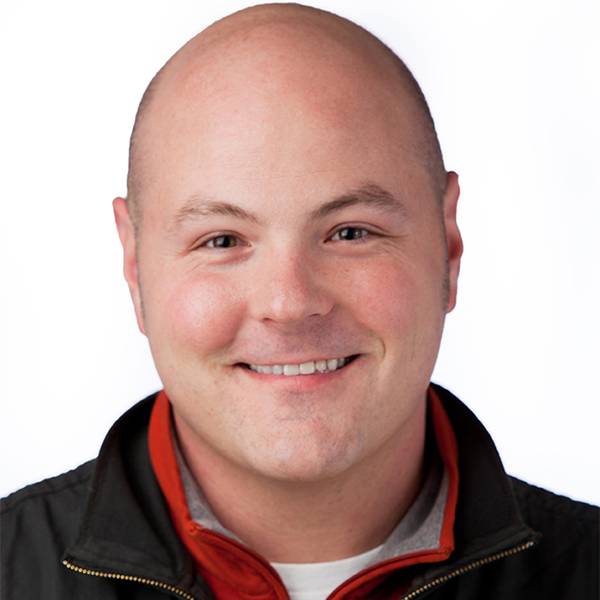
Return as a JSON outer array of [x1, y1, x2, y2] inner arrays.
[[148, 270, 245, 357], [339, 260, 423, 331], [337, 255, 446, 369]]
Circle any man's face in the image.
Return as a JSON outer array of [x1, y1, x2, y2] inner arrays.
[[116, 39, 461, 483]]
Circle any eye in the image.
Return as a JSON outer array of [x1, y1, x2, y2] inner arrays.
[[330, 227, 370, 241], [204, 234, 240, 248]]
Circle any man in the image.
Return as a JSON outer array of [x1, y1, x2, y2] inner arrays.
[[2, 4, 598, 599]]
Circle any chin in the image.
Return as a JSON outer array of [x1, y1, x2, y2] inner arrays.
[[242, 427, 363, 483]]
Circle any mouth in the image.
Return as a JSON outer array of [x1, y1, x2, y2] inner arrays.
[[245, 355, 357, 376]]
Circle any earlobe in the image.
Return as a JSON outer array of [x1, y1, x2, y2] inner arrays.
[[443, 172, 463, 313], [113, 197, 146, 335]]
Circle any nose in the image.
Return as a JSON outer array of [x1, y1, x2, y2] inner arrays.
[[251, 248, 333, 326]]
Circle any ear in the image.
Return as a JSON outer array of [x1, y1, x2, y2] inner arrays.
[[113, 197, 146, 335], [442, 172, 463, 313]]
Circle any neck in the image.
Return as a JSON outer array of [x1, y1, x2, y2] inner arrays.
[[173, 401, 427, 563]]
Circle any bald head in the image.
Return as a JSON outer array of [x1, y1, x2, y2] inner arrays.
[[126, 3, 446, 232]]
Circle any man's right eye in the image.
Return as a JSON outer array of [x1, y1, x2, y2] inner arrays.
[[204, 235, 239, 248]]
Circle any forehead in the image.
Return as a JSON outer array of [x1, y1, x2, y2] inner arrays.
[[137, 22, 432, 221]]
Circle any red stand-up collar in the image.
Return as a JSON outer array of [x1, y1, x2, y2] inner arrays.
[[149, 387, 459, 600]]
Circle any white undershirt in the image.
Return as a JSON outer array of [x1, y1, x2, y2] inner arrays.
[[270, 544, 384, 600]]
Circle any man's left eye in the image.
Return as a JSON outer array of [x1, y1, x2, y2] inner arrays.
[[331, 227, 369, 241]]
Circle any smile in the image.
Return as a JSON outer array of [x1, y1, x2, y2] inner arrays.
[[247, 356, 354, 375]]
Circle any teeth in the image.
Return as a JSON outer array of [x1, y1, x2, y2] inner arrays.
[[248, 357, 351, 375], [299, 361, 315, 375], [283, 364, 299, 376]]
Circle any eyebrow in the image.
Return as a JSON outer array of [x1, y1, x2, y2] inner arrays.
[[308, 183, 408, 222], [171, 198, 262, 230]]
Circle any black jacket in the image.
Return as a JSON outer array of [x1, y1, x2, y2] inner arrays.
[[2, 386, 598, 599]]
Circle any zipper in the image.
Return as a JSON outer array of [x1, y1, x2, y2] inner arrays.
[[63, 539, 535, 600], [398, 540, 536, 599], [62, 558, 196, 599]]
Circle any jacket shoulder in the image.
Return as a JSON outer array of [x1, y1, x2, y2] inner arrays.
[[510, 476, 599, 525], [2, 459, 96, 513], [507, 477, 599, 597], [1, 461, 97, 599]]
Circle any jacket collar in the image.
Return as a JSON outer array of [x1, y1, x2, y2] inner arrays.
[[425, 384, 538, 577]]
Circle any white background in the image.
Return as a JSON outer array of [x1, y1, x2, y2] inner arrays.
[[1, 0, 599, 504]]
